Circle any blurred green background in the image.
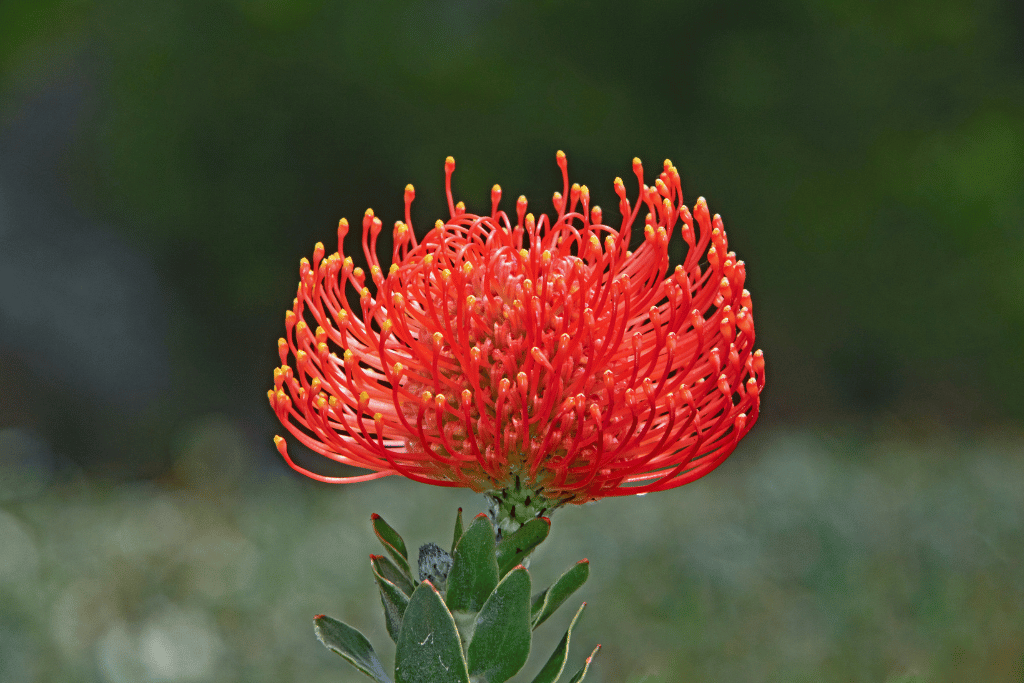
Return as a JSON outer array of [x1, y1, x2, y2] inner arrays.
[[0, 0, 1022, 681]]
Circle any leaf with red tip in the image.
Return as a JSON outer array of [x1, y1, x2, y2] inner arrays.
[[314, 614, 392, 683], [495, 517, 550, 577], [371, 554, 414, 597], [371, 513, 408, 557], [566, 644, 600, 682], [531, 559, 590, 629], [371, 514, 411, 579], [530, 602, 586, 683]]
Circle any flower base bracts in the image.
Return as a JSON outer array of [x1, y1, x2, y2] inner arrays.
[[486, 475, 568, 540], [315, 511, 597, 683]]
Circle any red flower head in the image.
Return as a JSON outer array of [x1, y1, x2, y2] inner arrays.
[[270, 152, 764, 522]]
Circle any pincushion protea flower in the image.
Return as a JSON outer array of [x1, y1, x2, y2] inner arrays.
[[269, 152, 764, 525]]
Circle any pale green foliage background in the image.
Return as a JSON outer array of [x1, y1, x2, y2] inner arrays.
[[2, 424, 1021, 681]]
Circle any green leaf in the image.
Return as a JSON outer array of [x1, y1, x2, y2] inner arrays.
[[395, 581, 470, 683], [530, 602, 586, 683], [451, 507, 464, 554], [313, 614, 393, 683], [566, 644, 601, 683], [446, 514, 498, 614], [532, 559, 590, 629], [495, 516, 550, 577], [371, 558, 411, 643], [371, 554, 415, 596], [466, 566, 532, 683], [371, 513, 412, 578], [371, 513, 408, 558]]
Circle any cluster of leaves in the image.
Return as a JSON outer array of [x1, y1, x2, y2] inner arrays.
[[316, 510, 596, 683]]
